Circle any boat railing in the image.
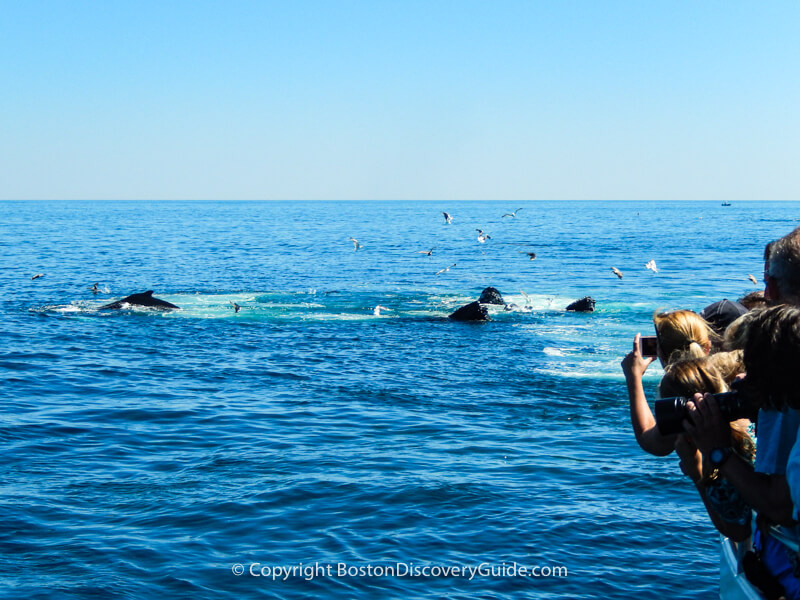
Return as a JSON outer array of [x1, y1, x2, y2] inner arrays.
[[720, 535, 764, 600]]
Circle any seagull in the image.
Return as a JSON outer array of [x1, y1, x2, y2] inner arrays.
[[31, 273, 44, 280], [748, 274, 758, 285], [373, 305, 392, 316], [502, 208, 524, 218], [417, 248, 435, 256], [442, 212, 453, 224], [435, 263, 456, 276], [89, 282, 100, 293], [477, 230, 491, 243], [230, 301, 241, 313], [520, 290, 532, 306], [349, 237, 362, 251], [520, 251, 536, 260], [645, 260, 658, 274], [611, 267, 623, 279]]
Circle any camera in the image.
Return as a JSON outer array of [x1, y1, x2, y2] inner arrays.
[[654, 388, 759, 436]]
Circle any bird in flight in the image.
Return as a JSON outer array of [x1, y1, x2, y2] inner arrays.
[[611, 267, 623, 279], [748, 274, 758, 285], [476, 229, 491, 244], [442, 212, 453, 224], [89, 282, 100, 293], [519, 251, 536, 260], [645, 260, 658, 274], [417, 248, 435, 256], [435, 263, 456, 276], [230, 301, 241, 313], [349, 237, 363, 251], [373, 305, 392, 316], [31, 273, 44, 280], [502, 208, 523, 218], [520, 290, 532, 306]]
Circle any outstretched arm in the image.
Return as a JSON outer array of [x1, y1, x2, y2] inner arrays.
[[621, 333, 675, 456]]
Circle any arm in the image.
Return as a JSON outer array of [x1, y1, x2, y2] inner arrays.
[[717, 457, 793, 526], [621, 333, 675, 456], [675, 436, 752, 541], [695, 479, 753, 541], [684, 394, 796, 525]]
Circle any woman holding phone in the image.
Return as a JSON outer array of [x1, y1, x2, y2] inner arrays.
[[621, 309, 717, 455]]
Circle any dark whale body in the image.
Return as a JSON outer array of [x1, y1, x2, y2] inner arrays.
[[478, 287, 505, 305], [566, 296, 595, 312], [100, 290, 179, 310], [449, 301, 489, 322], [449, 287, 505, 321]]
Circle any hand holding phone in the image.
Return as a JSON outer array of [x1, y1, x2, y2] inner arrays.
[[640, 335, 658, 357]]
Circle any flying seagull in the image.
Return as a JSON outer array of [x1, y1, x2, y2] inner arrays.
[[520, 290, 532, 306], [373, 305, 392, 316], [417, 248, 435, 256], [230, 301, 241, 313], [611, 267, 623, 279], [89, 282, 100, 293], [645, 260, 658, 274], [435, 263, 456, 276], [748, 274, 758, 285], [476, 230, 491, 243], [442, 212, 453, 224], [31, 273, 44, 280], [519, 251, 536, 260], [502, 208, 524, 218], [349, 237, 362, 251]]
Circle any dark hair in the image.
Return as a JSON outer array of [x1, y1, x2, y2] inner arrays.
[[741, 304, 800, 410], [737, 290, 766, 310], [767, 228, 800, 304]]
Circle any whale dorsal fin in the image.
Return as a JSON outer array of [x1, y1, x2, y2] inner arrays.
[[144, 290, 154, 296]]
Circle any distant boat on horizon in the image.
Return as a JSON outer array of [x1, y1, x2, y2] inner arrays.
[[721, 202, 732, 206]]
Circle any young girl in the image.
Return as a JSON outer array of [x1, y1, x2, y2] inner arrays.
[[660, 357, 755, 542]]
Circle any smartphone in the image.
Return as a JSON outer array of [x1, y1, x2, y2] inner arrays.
[[640, 336, 658, 357]]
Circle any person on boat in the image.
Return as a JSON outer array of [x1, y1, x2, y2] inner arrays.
[[706, 349, 745, 386], [621, 309, 717, 456], [739, 290, 767, 311], [686, 304, 800, 599], [699, 298, 749, 339], [662, 357, 755, 542]]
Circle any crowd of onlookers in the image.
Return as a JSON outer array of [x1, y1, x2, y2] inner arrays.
[[622, 226, 800, 600]]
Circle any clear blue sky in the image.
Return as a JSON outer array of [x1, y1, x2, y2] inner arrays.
[[2, 1, 799, 200]]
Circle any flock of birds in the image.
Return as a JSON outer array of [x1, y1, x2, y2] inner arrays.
[[346, 209, 669, 282], [347, 209, 537, 280]]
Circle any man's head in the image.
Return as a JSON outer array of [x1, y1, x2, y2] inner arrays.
[[765, 227, 800, 306], [742, 304, 800, 410]]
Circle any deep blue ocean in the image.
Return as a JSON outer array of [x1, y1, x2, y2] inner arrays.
[[1, 200, 797, 599]]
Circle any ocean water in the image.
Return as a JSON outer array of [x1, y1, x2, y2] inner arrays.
[[0, 200, 797, 599]]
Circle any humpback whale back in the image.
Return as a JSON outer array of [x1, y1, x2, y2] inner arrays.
[[100, 290, 179, 310]]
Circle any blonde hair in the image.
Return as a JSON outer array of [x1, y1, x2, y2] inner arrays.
[[658, 356, 753, 483], [706, 350, 745, 385], [653, 309, 717, 364], [658, 356, 727, 399], [723, 309, 763, 352]]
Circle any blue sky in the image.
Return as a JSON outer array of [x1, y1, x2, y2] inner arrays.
[[2, 1, 799, 200]]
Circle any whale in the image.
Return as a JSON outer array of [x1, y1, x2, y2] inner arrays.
[[449, 286, 505, 321], [99, 290, 179, 310], [449, 301, 489, 321], [478, 287, 505, 306], [566, 296, 595, 312]]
